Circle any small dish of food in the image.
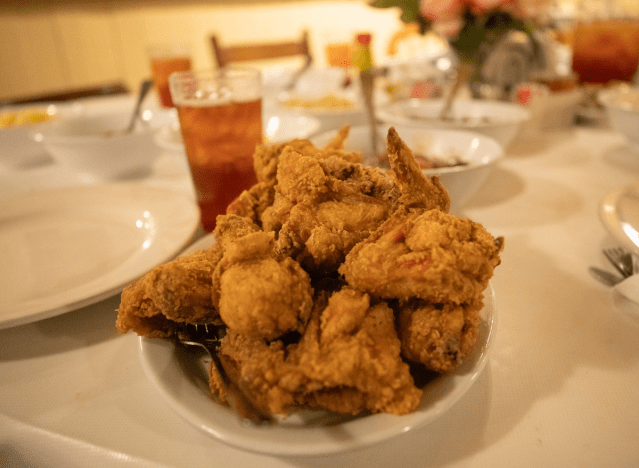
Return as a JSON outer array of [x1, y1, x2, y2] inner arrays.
[[312, 124, 504, 212]]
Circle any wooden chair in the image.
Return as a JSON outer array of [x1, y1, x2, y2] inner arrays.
[[211, 31, 312, 69]]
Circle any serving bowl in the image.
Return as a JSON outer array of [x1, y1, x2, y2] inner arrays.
[[376, 98, 530, 149], [598, 84, 639, 151], [311, 124, 504, 212], [34, 110, 170, 179]]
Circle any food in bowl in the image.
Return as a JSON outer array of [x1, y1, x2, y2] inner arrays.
[[116, 127, 504, 420], [0, 107, 57, 127], [283, 93, 355, 110], [312, 124, 503, 212]]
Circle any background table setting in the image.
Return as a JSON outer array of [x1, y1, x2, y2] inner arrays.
[[1, 74, 639, 467]]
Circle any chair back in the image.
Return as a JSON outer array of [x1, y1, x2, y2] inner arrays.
[[211, 31, 312, 68]]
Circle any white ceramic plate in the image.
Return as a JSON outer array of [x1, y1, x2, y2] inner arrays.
[[600, 182, 639, 256], [0, 184, 199, 329], [139, 233, 496, 456], [154, 113, 321, 152]]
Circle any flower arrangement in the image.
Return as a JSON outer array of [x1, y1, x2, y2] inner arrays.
[[372, 0, 547, 112]]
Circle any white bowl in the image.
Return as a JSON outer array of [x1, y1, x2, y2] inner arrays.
[[0, 105, 63, 170], [34, 110, 166, 179], [377, 98, 530, 149], [311, 124, 504, 212], [598, 84, 639, 151]]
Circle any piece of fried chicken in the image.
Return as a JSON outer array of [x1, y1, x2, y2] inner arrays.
[[396, 296, 484, 373], [339, 206, 504, 305], [116, 245, 223, 338], [115, 214, 263, 338], [216, 288, 422, 417], [212, 215, 314, 341]]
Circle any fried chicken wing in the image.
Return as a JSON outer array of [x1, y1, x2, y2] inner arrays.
[[339, 207, 504, 304], [116, 246, 223, 337]]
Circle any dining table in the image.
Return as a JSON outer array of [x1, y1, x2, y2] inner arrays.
[[1, 88, 638, 468]]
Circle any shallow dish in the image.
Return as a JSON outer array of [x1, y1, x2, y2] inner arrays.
[[311, 125, 504, 212], [598, 84, 639, 151], [138, 233, 496, 456], [377, 98, 530, 149], [0, 184, 199, 329]]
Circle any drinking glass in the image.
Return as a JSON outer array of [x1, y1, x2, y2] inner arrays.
[[169, 68, 262, 232], [148, 43, 192, 108], [572, 19, 639, 84]]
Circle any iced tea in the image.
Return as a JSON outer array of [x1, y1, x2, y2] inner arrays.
[[170, 68, 262, 232], [150, 57, 192, 107], [572, 19, 639, 84]]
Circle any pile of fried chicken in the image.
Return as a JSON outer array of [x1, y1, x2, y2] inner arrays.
[[116, 126, 504, 418]]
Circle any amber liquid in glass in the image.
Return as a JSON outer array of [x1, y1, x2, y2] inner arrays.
[[572, 20, 639, 84], [176, 99, 262, 232], [150, 57, 192, 107]]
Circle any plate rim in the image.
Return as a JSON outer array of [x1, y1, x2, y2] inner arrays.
[[0, 183, 200, 329], [138, 233, 496, 456]]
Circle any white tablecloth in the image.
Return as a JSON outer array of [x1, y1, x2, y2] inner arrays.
[[1, 95, 638, 468]]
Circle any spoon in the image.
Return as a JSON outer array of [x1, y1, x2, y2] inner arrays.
[[125, 79, 154, 134]]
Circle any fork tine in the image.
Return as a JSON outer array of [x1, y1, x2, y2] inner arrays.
[[603, 248, 628, 277]]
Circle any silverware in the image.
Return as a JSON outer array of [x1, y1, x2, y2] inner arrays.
[[589, 266, 624, 287], [284, 58, 312, 91], [175, 323, 272, 425], [125, 79, 153, 134], [603, 247, 634, 278]]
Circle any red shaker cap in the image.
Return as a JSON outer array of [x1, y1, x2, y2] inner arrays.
[[356, 33, 371, 45]]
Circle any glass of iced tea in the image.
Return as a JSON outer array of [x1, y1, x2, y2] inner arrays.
[[169, 68, 262, 232], [148, 43, 192, 108], [572, 19, 639, 84]]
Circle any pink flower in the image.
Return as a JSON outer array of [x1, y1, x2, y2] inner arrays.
[[420, 0, 545, 23]]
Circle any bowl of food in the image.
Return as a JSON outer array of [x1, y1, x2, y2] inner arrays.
[[598, 84, 639, 151], [376, 98, 530, 149], [311, 124, 504, 212], [0, 105, 61, 169], [34, 110, 168, 179]]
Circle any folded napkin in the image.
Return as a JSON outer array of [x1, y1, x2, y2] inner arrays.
[[613, 274, 639, 323], [614, 274, 639, 305]]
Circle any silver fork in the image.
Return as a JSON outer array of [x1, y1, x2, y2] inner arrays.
[[175, 323, 272, 425], [603, 247, 634, 278]]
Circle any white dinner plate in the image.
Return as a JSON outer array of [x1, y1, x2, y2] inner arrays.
[[154, 113, 321, 152], [600, 181, 639, 255], [0, 184, 199, 329], [139, 233, 496, 456]]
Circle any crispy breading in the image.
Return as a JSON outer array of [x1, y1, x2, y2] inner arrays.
[[339, 207, 504, 304], [396, 297, 484, 373]]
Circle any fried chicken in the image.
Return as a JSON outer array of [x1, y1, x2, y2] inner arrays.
[[339, 207, 504, 304], [116, 245, 223, 338], [217, 288, 422, 416], [396, 296, 484, 373], [212, 215, 314, 341]]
